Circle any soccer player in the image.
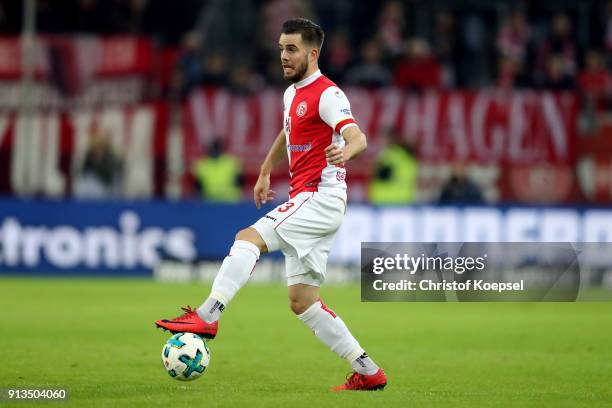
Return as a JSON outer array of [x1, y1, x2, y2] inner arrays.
[[156, 18, 387, 392]]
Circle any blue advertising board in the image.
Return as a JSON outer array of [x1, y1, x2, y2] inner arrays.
[[1, 199, 612, 275]]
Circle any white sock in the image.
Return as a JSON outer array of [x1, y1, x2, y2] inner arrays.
[[197, 240, 259, 322], [197, 297, 225, 323], [297, 300, 366, 363], [351, 352, 380, 375]]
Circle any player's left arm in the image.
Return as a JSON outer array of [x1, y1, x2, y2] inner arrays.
[[319, 86, 368, 166], [325, 126, 367, 165]]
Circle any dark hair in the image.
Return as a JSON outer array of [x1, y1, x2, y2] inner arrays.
[[281, 18, 324, 49]]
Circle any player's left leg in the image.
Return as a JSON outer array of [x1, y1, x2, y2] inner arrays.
[[289, 282, 387, 391]]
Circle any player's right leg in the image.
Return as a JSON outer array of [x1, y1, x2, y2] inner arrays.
[[155, 227, 268, 339]]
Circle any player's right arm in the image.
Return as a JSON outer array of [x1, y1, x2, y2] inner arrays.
[[254, 129, 286, 208]]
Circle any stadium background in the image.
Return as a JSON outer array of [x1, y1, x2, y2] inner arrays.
[[0, 0, 611, 277], [1, 1, 612, 407]]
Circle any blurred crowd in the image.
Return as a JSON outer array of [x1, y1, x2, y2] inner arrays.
[[1, 0, 611, 204], [163, 0, 612, 104], [0, 0, 610, 101]]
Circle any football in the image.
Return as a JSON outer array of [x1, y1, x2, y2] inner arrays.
[[161, 332, 211, 381]]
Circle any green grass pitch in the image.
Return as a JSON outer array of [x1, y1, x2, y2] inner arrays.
[[1, 277, 611, 407]]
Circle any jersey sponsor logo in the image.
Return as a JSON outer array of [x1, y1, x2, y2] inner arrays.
[[288, 142, 312, 152], [265, 215, 277, 222], [340, 108, 352, 115], [336, 170, 346, 181], [296, 101, 308, 117]]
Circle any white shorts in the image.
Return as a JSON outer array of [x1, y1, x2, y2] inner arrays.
[[252, 191, 346, 287]]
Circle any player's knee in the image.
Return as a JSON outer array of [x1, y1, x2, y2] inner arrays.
[[288, 296, 314, 315], [289, 298, 306, 314], [235, 228, 268, 253], [234, 229, 250, 242]]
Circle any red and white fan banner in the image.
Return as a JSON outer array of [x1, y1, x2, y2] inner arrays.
[[185, 88, 577, 166]]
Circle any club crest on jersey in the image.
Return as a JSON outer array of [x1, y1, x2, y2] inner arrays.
[[336, 169, 346, 181], [296, 101, 308, 117]]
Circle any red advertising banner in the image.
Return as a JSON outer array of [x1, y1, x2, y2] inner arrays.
[[184, 88, 579, 202], [185, 88, 577, 166], [0, 88, 581, 203]]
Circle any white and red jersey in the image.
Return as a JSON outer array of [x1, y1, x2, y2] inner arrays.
[[283, 70, 357, 200]]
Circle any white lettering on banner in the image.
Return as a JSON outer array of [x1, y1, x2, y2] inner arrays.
[[22, 227, 45, 266], [166, 229, 196, 260], [540, 210, 580, 242], [505, 209, 539, 242], [186, 89, 574, 164], [472, 92, 503, 158], [583, 211, 612, 242], [541, 92, 568, 159], [582, 210, 612, 268], [231, 97, 250, 156], [346, 88, 374, 134], [120, 211, 139, 268], [190, 89, 253, 156], [139, 228, 165, 266], [447, 94, 469, 159], [0, 211, 196, 269], [47, 227, 82, 268], [84, 227, 120, 267], [463, 208, 502, 242], [377, 88, 402, 132], [508, 93, 529, 162], [329, 207, 612, 264], [0, 218, 19, 265], [419, 93, 440, 159], [378, 209, 417, 242], [423, 208, 460, 242]]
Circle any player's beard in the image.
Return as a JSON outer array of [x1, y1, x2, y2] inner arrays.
[[285, 58, 309, 83]]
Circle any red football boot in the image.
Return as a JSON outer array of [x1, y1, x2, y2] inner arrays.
[[155, 306, 218, 339], [332, 369, 387, 391]]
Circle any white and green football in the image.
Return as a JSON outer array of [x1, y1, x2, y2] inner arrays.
[[161, 332, 210, 381]]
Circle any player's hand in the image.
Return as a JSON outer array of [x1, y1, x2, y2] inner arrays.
[[325, 144, 345, 165], [253, 174, 276, 209]]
